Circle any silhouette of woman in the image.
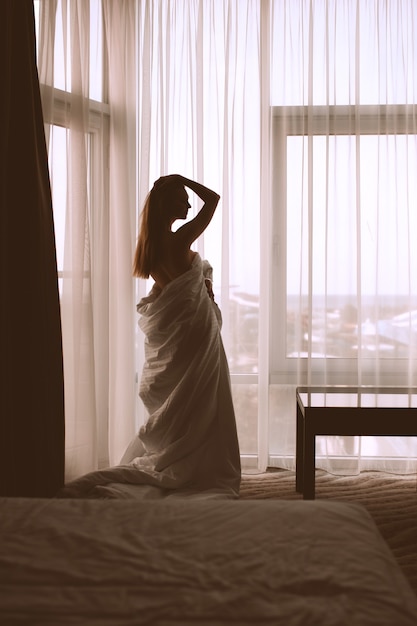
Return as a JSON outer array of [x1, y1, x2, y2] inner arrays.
[[61, 175, 241, 498]]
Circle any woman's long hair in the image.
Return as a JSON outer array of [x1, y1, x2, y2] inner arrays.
[[133, 181, 180, 278]]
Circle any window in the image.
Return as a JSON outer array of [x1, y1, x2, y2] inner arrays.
[[34, 0, 417, 472], [271, 105, 417, 385], [34, 0, 109, 292]]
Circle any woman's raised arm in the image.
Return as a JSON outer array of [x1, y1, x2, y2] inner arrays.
[[171, 175, 220, 246]]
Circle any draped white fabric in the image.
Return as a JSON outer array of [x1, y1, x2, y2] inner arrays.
[[36, 0, 417, 481]]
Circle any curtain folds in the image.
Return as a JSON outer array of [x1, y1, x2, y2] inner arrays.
[[36, 0, 417, 480], [37, 0, 136, 481], [0, 0, 65, 496], [102, 0, 137, 465]]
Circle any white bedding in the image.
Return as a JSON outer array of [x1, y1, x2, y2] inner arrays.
[[0, 498, 416, 625]]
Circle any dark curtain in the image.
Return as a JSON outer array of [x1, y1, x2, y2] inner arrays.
[[0, 0, 65, 496]]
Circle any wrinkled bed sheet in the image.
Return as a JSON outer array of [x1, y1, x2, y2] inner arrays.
[[0, 498, 416, 625]]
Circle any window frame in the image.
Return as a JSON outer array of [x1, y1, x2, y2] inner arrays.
[[35, 0, 110, 289], [271, 104, 417, 387], [39, 84, 110, 288]]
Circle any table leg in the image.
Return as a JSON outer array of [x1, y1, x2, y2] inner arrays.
[[296, 402, 304, 494], [303, 428, 315, 500]]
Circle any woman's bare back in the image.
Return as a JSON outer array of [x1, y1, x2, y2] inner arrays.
[[151, 234, 197, 289]]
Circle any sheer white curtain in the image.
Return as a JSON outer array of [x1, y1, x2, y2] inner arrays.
[[36, 0, 267, 481], [37, 0, 417, 481], [136, 0, 268, 471], [37, 0, 137, 481], [268, 0, 417, 474]]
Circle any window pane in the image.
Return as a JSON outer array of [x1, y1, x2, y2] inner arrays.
[[231, 384, 258, 456], [35, 0, 104, 101], [46, 125, 94, 294], [287, 134, 417, 358], [48, 126, 67, 287], [228, 295, 258, 373], [271, 1, 417, 106], [89, 0, 104, 101]]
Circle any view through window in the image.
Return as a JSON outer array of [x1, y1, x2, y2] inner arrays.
[[285, 131, 417, 361]]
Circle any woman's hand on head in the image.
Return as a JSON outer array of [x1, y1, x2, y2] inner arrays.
[[154, 174, 183, 189]]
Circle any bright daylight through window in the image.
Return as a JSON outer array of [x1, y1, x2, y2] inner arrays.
[[34, 0, 107, 292], [34, 0, 417, 472]]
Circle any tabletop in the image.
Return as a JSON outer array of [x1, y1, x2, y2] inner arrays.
[[297, 386, 417, 409]]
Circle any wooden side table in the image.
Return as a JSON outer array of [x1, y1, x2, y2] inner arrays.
[[296, 386, 417, 499]]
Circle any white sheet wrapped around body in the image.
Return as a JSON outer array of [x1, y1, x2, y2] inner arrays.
[[61, 253, 240, 498]]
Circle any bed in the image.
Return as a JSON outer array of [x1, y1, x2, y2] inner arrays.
[[1, 496, 416, 625]]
